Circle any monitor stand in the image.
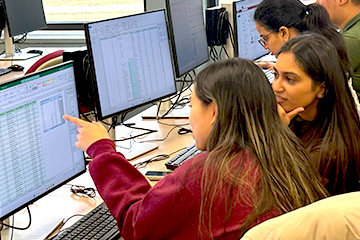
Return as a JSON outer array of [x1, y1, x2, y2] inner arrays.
[[0, 26, 39, 61], [115, 124, 158, 160], [0, 51, 39, 61], [141, 99, 190, 119]]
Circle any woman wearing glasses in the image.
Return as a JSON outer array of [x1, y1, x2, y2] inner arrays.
[[253, 0, 350, 75]]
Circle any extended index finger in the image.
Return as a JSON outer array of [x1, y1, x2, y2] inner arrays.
[[63, 114, 89, 127]]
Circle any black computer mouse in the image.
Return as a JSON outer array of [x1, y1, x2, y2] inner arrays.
[[8, 64, 24, 71]]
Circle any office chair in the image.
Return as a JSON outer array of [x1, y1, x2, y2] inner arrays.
[[25, 50, 64, 74], [240, 192, 360, 240]]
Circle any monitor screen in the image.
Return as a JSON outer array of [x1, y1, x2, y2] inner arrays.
[[2, 0, 47, 37], [0, 62, 85, 220], [233, 0, 268, 60], [85, 10, 176, 120], [165, 0, 209, 77]]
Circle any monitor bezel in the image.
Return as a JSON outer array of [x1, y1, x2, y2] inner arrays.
[[165, 0, 209, 78], [2, 0, 47, 37], [232, 0, 268, 60], [0, 61, 86, 221], [84, 10, 177, 120]]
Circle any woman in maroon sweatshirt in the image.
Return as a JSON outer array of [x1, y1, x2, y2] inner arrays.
[[63, 58, 327, 240]]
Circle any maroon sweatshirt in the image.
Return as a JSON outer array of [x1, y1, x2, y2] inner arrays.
[[87, 139, 278, 240]]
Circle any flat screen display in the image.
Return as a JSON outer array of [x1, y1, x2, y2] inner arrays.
[[0, 62, 85, 220], [233, 0, 268, 60], [2, 0, 47, 37], [165, 0, 209, 77], [85, 10, 177, 120]]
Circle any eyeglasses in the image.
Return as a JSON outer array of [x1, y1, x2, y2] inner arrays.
[[258, 32, 273, 48]]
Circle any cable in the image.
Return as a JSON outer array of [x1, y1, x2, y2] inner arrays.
[[222, 45, 230, 58], [160, 73, 192, 119], [106, 115, 119, 132], [80, 111, 96, 122], [48, 214, 85, 240], [156, 119, 189, 128], [133, 154, 170, 169], [137, 125, 178, 143], [209, 46, 220, 61], [177, 127, 192, 135], [70, 185, 96, 198], [174, 97, 190, 107], [156, 79, 186, 119], [228, 23, 235, 52], [10, 217, 14, 240], [0, 206, 31, 230], [13, 33, 27, 44], [114, 116, 158, 142], [133, 146, 188, 169], [192, 70, 196, 77]]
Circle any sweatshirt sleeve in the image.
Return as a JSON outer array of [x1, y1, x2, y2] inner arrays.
[[87, 139, 202, 240]]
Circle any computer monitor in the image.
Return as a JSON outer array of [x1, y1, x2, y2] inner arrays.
[[0, 0, 47, 60], [233, 0, 268, 60], [84, 10, 177, 120], [165, 0, 209, 77], [0, 62, 85, 220]]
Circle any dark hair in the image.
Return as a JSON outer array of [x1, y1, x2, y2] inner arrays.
[[254, 0, 352, 77], [280, 33, 360, 194], [352, 0, 360, 5], [194, 58, 328, 238]]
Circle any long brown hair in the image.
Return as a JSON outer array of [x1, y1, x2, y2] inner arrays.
[[280, 33, 360, 194], [194, 58, 328, 238]]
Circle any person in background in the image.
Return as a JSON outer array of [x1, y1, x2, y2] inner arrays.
[[254, 0, 360, 117], [63, 58, 327, 239], [253, 0, 351, 76], [316, 0, 360, 98], [274, 33, 360, 195]]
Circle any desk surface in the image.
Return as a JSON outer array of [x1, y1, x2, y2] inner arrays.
[[1, 109, 193, 239], [0, 47, 83, 85]]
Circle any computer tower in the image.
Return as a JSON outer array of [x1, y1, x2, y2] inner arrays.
[[62, 50, 95, 114], [206, 7, 229, 46]]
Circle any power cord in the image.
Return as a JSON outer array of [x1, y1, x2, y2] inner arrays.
[[133, 146, 188, 169], [0, 206, 31, 230], [48, 214, 85, 240]]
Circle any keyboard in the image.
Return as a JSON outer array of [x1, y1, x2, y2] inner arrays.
[[165, 143, 203, 170], [0, 68, 11, 76], [263, 69, 274, 84], [52, 202, 120, 240]]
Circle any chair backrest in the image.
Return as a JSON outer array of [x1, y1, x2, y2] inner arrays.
[[25, 50, 64, 74], [240, 192, 360, 240], [36, 56, 63, 72]]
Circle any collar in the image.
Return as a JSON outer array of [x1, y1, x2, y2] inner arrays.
[[343, 12, 360, 32]]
